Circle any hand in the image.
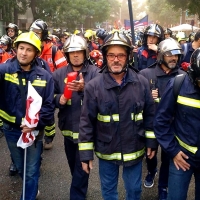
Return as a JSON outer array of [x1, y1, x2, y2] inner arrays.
[[173, 151, 190, 171], [147, 148, 156, 159], [59, 94, 68, 105], [20, 124, 35, 133], [132, 46, 138, 53], [152, 89, 158, 99], [67, 73, 84, 92], [81, 160, 93, 174], [147, 44, 158, 52]]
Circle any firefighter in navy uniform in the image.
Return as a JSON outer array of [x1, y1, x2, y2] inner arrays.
[[140, 37, 186, 200], [154, 48, 200, 200], [78, 31, 156, 200], [137, 24, 164, 71], [52, 34, 100, 200], [30, 19, 68, 150], [0, 31, 54, 200]]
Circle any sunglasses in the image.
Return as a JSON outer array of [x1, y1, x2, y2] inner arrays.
[[7, 30, 15, 33]]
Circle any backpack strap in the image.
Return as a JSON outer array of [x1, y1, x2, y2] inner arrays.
[[173, 74, 186, 99], [52, 45, 58, 70]]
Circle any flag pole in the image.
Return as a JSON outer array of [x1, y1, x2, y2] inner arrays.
[[127, 0, 138, 69], [22, 148, 27, 200]]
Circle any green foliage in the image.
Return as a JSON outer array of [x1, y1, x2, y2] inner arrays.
[[147, 0, 180, 27], [165, 0, 200, 18]]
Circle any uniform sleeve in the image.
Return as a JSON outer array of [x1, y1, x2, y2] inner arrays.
[[36, 74, 55, 130], [78, 82, 97, 161], [54, 49, 68, 69], [154, 78, 180, 158]]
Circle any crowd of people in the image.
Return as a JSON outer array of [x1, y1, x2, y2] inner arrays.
[[0, 19, 200, 200]]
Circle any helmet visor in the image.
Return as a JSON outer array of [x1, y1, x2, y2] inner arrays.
[[164, 49, 182, 56]]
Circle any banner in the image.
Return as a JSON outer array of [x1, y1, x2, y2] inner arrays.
[[124, 15, 148, 30]]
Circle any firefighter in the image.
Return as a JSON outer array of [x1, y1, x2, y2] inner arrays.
[[154, 48, 200, 200], [164, 28, 172, 39], [30, 19, 68, 150], [5, 23, 19, 44], [137, 24, 164, 71], [53, 34, 100, 200], [78, 31, 156, 200], [0, 31, 54, 200], [140, 37, 186, 200]]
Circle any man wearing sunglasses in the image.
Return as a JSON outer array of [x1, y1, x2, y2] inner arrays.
[[5, 23, 19, 43], [78, 31, 156, 200]]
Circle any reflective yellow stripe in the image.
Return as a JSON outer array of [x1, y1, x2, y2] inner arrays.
[[45, 129, 55, 136], [67, 99, 71, 105], [177, 96, 200, 108], [0, 119, 3, 126], [154, 98, 160, 103], [5, 74, 26, 85], [61, 130, 79, 139], [79, 142, 94, 150], [175, 135, 198, 154], [145, 131, 155, 138], [95, 148, 145, 161], [97, 113, 119, 122], [0, 109, 16, 123], [45, 123, 55, 130], [32, 80, 47, 87], [131, 112, 143, 121]]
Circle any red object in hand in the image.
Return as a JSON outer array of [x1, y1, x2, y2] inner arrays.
[[64, 72, 78, 99], [181, 62, 190, 71]]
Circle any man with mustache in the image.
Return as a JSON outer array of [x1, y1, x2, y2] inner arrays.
[[78, 31, 156, 200], [140, 37, 186, 200]]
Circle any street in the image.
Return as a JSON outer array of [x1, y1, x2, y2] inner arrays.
[[0, 117, 195, 200]]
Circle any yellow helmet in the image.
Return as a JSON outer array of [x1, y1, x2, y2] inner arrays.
[[14, 31, 41, 53], [74, 30, 81, 35], [84, 29, 94, 41]]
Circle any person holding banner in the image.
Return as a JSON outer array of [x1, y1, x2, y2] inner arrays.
[[53, 34, 99, 200], [0, 31, 54, 200]]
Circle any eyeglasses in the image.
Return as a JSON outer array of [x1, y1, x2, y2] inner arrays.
[[7, 30, 14, 33], [106, 54, 127, 61]]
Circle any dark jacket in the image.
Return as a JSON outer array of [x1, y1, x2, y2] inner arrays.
[[137, 45, 157, 71], [78, 68, 156, 167], [0, 57, 55, 131], [154, 74, 200, 168], [140, 64, 186, 106], [53, 61, 100, 143]]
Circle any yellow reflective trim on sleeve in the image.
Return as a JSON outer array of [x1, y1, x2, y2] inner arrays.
[[95, 148, 145, 162], [79, 142, 94, 150], [45, 123, 56, 130], [5, 74, 26, 85], [0, 119, 3, 126], [154, 98, 160, 103], [175, 135, 198, 154], [177, 96, 200, 108], [61, 130, 79, 139], [97, 113, 119, 122], [45, 129, 55, 136], [145, 131, 156, 138], [67, 99, 71, 105], [32, 80, 47, 87], [0, 109, 16, 123], [131, 112, 143, 121]]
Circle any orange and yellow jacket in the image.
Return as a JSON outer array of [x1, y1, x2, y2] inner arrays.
[[40, 41, 67, 72]]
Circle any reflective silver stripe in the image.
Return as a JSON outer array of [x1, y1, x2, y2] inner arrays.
[[145, 131, 155, 138], [0, 109, 16, 123], [97, 113, 119, 122], [95, 148, 145, 161], [61, 130, 79, 139], [55, 57, 66, 66], [177, 96, 200, 108], [79, 142, 94, 150], [175, 135, 198, 154]]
